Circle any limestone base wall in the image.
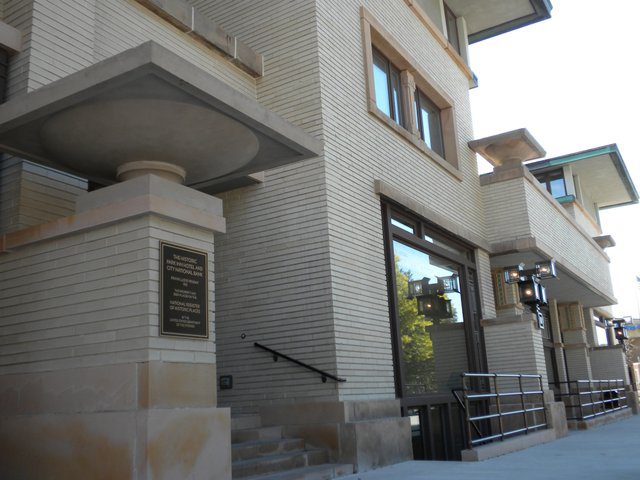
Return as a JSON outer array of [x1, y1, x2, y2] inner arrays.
[[258, 399, 412, 473]]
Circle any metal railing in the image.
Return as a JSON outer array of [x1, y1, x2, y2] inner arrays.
[[461, 373, 547, 449], [254, 342, 347, 383], [550, 379, 627, 421]]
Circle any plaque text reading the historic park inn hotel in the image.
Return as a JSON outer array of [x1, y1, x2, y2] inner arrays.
[[160, 242, 209, 338]]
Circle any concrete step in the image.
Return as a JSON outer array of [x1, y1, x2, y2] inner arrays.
[[232, 425, 283, 443], [241, 463, 354, 480], [232, 414, 263, 431], [232, 438, 305, 462], [233, 449, 328, 478]]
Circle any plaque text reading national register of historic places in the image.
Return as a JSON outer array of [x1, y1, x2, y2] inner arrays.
[[160, 242, 209, 338]]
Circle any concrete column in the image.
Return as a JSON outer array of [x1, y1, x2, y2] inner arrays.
[[557, 303, 592, 381], [0, 175, 231, 480], [548, 299, 568, 384]]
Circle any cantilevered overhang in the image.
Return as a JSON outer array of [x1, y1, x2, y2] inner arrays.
[[0, 41, 322, 192], [446, 0, 552, 44], [527, 144, 639, 209]]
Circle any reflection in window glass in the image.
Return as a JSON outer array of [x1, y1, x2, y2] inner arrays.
[[393, 240, 468, 395], [390, 68, 403, 125], [373, 52, 391, 117], [549, 177, 567, 197], [424, 233, 471, 259], [596, 325, 609, 346], [391, 218, 415, 234], [415, 89, 444, 157]]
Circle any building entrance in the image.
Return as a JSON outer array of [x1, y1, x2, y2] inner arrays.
[[382, 203, 487, 460]]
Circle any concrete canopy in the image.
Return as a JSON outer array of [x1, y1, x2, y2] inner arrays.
[[447, 0, 552, 44], [0, 41, 322, 191], [526, 144, 639, 209]]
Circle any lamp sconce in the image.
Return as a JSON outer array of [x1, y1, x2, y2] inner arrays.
[[408, 277, 430, 298], [416, 294, 453, 320], [439, 274, 460, 294], [502, 259, 557, 329]]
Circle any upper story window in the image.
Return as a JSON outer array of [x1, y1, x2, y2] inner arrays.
[[535, 169, 567, 198], [415, 88, 444, 158], [444, 3, 461, 55], [372, 48, 405, 127], [361, 8, 461, 178]]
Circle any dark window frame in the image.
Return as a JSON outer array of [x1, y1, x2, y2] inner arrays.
[[372, 47, 405, 127], [415, 88, 445, 158], [535, 169, 567, 198], [381, 201, 486, 404], [444, 3, 461, 55]]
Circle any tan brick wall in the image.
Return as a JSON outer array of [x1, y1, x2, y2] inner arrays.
[[590, 347, 630, 384], [0, 215, 216, 375]]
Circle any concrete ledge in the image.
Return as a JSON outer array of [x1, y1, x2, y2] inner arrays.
[[461, 428, 557, 461], [134, 0, 263, 76], [1, 176, 226, 253], [0, 20, 22, 54], [568, 407, 633, 430]]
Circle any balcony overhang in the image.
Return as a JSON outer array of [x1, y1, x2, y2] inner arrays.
[[526, 144, 639, 209], [490, 242, 616, 308], [447, 0, 553, 44], [0, 41, 322, 192]]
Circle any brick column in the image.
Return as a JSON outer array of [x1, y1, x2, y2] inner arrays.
[[557, 303, 592, 381], [0, 175, 231, 480]]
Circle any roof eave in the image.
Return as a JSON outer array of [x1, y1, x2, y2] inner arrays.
[[468, 0, 553, 44]]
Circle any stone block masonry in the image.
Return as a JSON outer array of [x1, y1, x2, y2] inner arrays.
[[0, 175, 232, 479]]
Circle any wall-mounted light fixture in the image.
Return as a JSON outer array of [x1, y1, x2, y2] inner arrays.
[[503, 259, 557, 329], [416, 294, 453, 319], [408, 276, 455, 321], [439, 274, 460, 294], [612, 318, 629, 344], [408, 277, 430, 298]]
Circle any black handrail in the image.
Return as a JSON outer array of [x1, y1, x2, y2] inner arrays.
[[452, 389, 482, 437], [254, 342, 347, 383], [461, 372, 547, 449], [550, 379, 627, 420]]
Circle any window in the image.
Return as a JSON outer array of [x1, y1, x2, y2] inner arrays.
[[372, 48, 405, 127], [444, 3, 461, 55], [361, 8, 461, 177], [382, 203, 484, 399], [535, 169, 567, 198], [415, 88, 444, 157]]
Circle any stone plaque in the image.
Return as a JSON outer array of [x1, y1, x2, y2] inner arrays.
[[160, 242, 209, 338]]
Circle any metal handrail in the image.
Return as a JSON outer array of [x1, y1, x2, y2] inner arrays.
[[452, 389, 483, 437], [254, 342, 346, 383], [550, 379, 627, 420], [461, 372, 547, 449]]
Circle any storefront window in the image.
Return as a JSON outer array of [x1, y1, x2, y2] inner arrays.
[[383, 204, 485, 398]]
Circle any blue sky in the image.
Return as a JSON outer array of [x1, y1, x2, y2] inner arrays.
[[469, 0, 640, 318]]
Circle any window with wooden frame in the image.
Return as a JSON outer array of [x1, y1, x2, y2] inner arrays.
[[361, 7, 461, 178], [372, 47, 406, 128], [443, 2, 461, 55], [534, 169, 567, 198]]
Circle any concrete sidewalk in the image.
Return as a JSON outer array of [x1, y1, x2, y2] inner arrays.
[[344, 415, 640, 480]]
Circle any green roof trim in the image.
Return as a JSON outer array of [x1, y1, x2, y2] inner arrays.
[[527, 144, 639, 208], [556, 194, 576, 204]]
